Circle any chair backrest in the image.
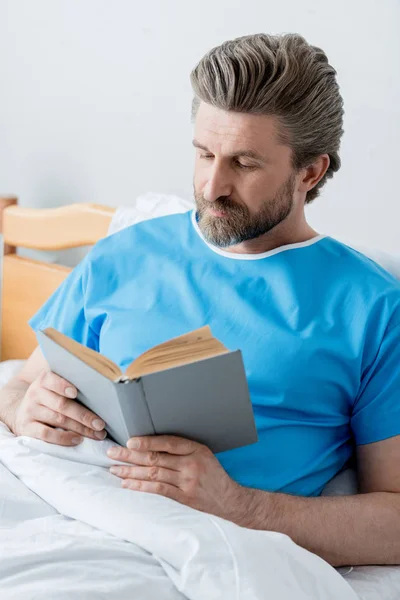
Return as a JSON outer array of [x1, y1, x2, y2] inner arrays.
[[0, 199, 115, 360]]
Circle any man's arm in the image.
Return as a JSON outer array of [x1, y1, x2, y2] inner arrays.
[[0, 346, 106, 444], [235, 443, 400, 567], [106, 434, 400, 567]]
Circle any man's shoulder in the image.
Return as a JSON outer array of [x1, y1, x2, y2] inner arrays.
[[319, 237, 400, 331], [320, 237, 400, 291], [89, 210, 193, 263]]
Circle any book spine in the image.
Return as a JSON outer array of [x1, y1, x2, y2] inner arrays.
[[117, 379, 155, 441], [136, 378, 155, 433]]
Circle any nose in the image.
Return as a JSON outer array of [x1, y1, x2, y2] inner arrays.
[[203, 161, 233, 203]]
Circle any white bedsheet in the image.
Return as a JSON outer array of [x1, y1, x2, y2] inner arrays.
[[0, 422, 357, 600], [340, 566, 400, 600]]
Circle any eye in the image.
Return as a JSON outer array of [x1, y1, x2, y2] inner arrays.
[[235, 160, 256, 170], [200, 154, 214, 160]]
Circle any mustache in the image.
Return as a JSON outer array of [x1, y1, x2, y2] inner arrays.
[[195, 195, 247, 215]]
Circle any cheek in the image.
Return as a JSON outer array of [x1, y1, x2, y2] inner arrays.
[[244, 170, 282, 200], [235, 175, 268, 210], [193, 164, 208, 195]]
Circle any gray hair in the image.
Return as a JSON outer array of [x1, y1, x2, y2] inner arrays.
[[190, 33, 344, 203]]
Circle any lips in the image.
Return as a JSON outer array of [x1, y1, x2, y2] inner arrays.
[[208, 208, 227, 217]]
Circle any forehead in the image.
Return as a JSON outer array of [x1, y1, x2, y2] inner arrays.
[[194, 101, 283, 153]]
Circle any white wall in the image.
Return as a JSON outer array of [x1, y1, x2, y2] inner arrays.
[[1, 0, 399, 257]]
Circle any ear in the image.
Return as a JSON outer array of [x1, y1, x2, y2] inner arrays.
[[297, 154, 330, 194]]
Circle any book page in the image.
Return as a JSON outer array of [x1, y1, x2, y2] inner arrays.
[[125, 327, 229, 379], [44, 328, 122, 381]]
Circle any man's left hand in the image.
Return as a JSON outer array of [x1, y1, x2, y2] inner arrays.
[[107, 435, 249, 522]]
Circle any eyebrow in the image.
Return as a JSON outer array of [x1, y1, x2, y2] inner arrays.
[[192, 139, 266, 163]]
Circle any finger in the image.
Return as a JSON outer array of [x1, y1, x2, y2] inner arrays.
[[107, 446, 181, 469], [126, 435, 197, 455], [121, 478, 185, 503], [38, 370, 78, 399], [37, 388, 105, 432], [27, 422, 84, 446], [110, 465, 181, 487], [35, 406, 107, 440]]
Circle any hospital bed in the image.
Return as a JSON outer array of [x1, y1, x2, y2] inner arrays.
[[0, 193, 399, 599]]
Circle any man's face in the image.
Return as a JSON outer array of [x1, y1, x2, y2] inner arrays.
[[193, 102, 297, 248]]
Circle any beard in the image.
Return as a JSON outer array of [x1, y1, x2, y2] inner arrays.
[[194, 173, 296, 248]]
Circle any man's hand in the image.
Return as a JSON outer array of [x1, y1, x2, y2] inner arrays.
[[107, 435, 250, 521], [107, 436, 400, 567], [10, 370, 106, 446]]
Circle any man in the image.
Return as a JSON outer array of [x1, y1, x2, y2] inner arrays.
[[1, 33, 400, 568]]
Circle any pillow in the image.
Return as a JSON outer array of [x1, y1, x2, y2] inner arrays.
[[107, 192, 193, 236], [321, 467, 358, 497]]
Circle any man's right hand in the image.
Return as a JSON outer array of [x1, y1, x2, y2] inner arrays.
[[10, 370, 106, 446]]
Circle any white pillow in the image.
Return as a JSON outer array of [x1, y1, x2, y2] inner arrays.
[[107, 192, 193, 236]]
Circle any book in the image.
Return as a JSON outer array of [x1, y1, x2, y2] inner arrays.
[[37, 326, 258, 453]]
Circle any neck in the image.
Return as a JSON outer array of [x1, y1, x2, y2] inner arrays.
[[221, 207, 318, 255]]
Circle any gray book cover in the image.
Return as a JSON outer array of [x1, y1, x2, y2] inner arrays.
[[37, 331, 258, 453]]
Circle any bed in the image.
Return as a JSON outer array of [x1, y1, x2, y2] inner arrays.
[[0, 194, 398, 599]]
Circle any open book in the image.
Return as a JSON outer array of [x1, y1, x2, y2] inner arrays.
[[42, 325, 229, 381], [37, 326, 258, 453]]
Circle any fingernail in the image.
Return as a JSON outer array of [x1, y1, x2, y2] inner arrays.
[[72, 437, 82, 445], [107, 447, 118, 457], [95, 430, 107, 440], [127, 438, 140, 449], [110, 466, 120, 475], [92, 418, 105, 431], [65, 387, 77, 399]]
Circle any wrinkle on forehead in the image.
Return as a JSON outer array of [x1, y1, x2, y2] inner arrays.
[[194, 103, 290, 162]]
